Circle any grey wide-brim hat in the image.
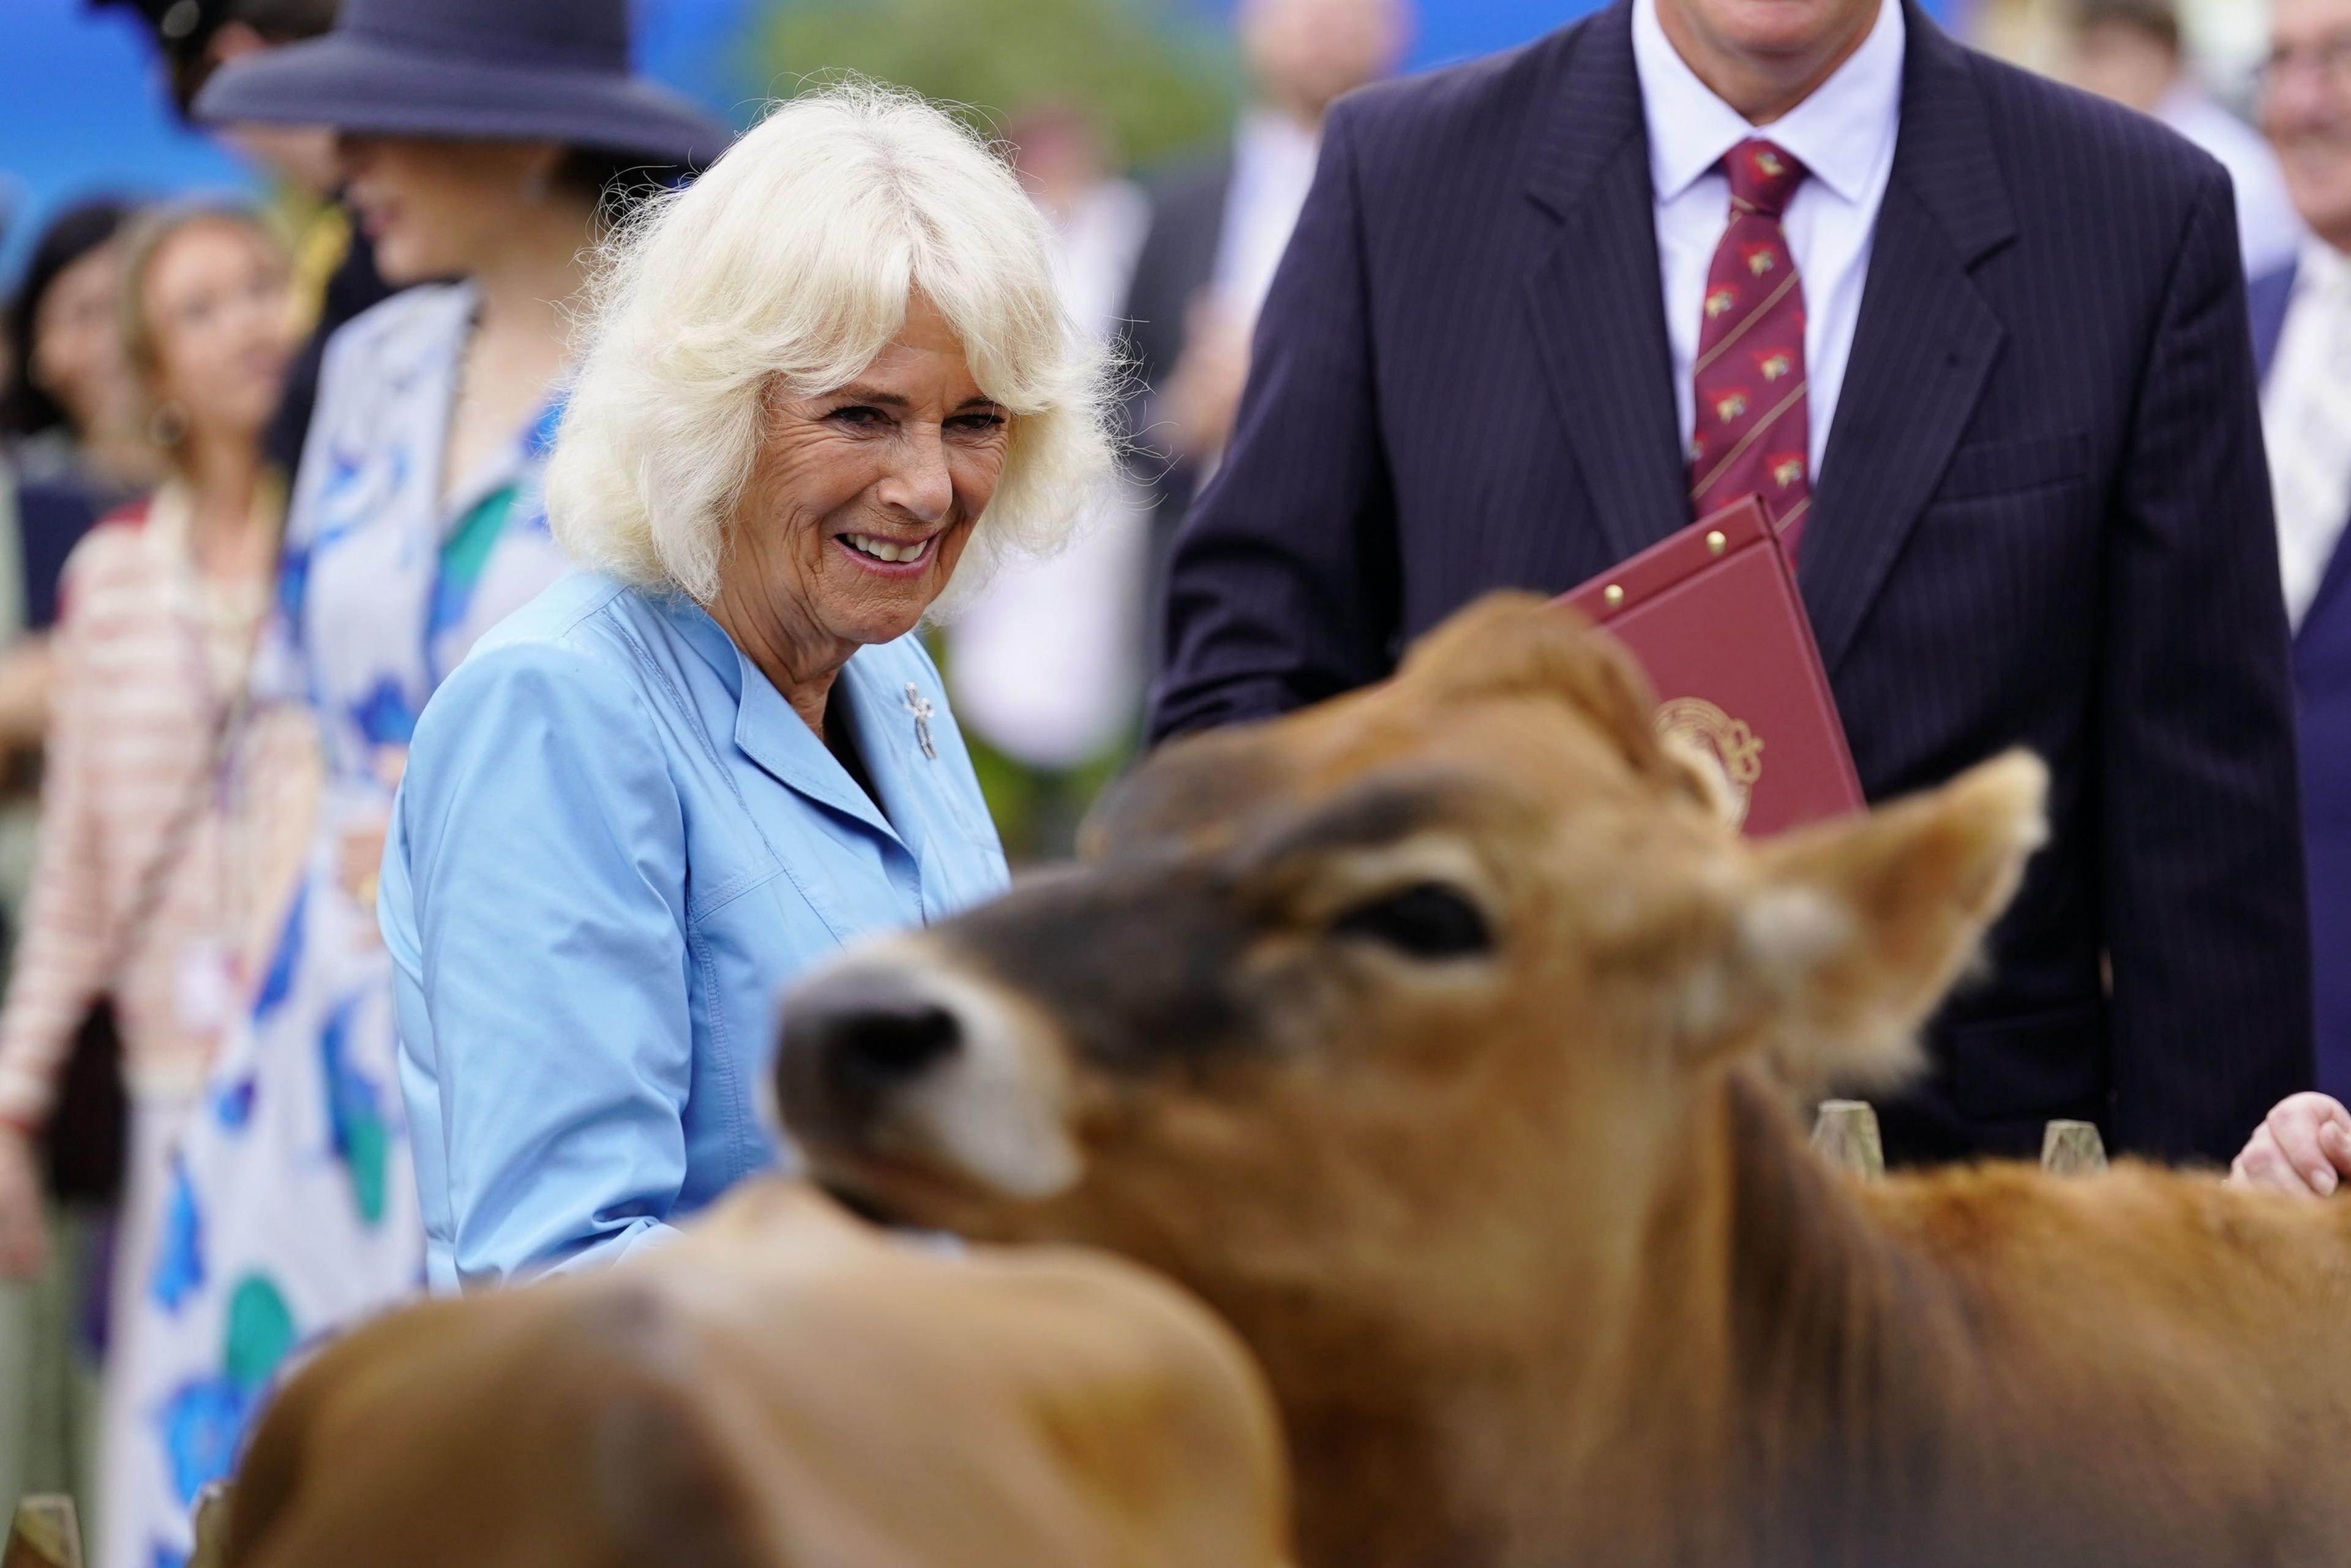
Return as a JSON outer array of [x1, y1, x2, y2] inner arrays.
[[192, 0, 732, 169]]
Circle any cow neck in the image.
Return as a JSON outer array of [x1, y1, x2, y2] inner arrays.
[[1559, 1068, 1981, 1566], [1201, 1071, 1983, 1568]]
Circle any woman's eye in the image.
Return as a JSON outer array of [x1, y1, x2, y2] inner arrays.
[[948, 410, 1007, 435], [828, 405, 888, 428], [1329, 883, 1493, 961]]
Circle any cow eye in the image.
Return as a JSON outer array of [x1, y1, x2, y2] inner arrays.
[[1330, 883, 1492, 959]]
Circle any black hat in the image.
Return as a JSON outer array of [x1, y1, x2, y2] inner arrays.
[[191, 0, 732, 169]]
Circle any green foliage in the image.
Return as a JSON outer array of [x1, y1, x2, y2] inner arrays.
[[756, 0, 1240, 168]]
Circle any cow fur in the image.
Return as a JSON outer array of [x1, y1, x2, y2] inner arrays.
[[222, 1183, 1291, 1568], [781, 593, 2351, 1568]]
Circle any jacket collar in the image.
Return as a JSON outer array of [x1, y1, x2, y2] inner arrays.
[[1521, 2, 1690, 565], [1799, 4, 2015, 672], [658, 593, 904, 846]]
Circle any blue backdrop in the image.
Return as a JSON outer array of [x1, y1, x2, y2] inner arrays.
[[0, 0, 1960, 280]]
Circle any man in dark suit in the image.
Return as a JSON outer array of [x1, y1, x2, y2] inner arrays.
[[2248, 0, 2351, 1100], [1153, 0, 2314, 1165]]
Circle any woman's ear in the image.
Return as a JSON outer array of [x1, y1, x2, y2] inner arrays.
[[1698, 752, 2048, 1090]]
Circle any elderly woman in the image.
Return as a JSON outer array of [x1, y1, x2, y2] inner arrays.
[[381, 85, 1111, 1291]]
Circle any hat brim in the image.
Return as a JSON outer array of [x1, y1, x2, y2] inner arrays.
[[193, 32, 732, 168]]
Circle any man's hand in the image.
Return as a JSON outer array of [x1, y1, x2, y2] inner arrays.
[[0, 1124, 49, 1279], [2230, 1093, 2351, 1196]]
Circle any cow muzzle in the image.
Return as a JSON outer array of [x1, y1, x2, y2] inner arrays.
[[776, 938, 1084, 1207]]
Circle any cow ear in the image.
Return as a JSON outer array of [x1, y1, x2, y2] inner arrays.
[[1717, 752, 2047, 1090]]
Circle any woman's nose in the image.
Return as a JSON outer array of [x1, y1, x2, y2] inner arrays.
[[875, 427, 954, 523]]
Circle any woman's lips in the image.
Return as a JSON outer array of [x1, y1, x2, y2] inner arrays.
[[835, 531, 936, 576]]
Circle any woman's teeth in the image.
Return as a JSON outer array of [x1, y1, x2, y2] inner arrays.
[[842, 533, 931, 565]]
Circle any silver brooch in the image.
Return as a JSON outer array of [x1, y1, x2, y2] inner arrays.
[[903, 683, 937, 761]]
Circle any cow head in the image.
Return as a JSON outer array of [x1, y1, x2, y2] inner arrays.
[[778, 593, 2044, 1357]]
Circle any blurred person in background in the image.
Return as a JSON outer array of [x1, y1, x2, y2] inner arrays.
[[91, 0, 392, 475], [1120, 0, 1412, 630], [0, 204, 294, 1555], [2248, 0, 2351, 1107], [944, 105, 1150, 858], [2, 201, 158, 519], [0, 204, 163, 755], [97, 1, 727, 1559], [2066, 0, 2304, 277], [0, 207, 159, 1519]]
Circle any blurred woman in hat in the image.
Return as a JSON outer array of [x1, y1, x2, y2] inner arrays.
[[97, 5, 727, 1564]]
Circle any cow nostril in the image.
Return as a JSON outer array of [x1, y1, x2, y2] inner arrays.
[[828, 1002, 962, 1089]]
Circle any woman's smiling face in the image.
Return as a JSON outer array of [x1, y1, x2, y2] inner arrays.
[[722, 293, 1011, 669]]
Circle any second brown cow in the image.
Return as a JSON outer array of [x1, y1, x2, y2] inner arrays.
[[781, 593, 2351, 1568]]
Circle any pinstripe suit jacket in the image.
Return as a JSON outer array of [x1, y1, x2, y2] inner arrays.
[[1150, 1, 2314, 1164]]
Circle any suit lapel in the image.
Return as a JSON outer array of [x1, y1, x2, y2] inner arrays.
[[1524, 2, 1690, 565], [2298, 512, 2351, 653], [1801, 4, 2017, 675]]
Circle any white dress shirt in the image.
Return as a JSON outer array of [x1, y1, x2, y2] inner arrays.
[[2264, 236, 2351, 632], [1213, 108, 1324, 329], [1632, 0, 1905, 481]]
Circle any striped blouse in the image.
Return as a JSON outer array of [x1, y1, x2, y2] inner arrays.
[[0, 487, 310, 1126]]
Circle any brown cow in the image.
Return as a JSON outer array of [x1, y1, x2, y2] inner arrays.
[[779, 593, 2351, 1568], [221, 1182, 1290, 1568]]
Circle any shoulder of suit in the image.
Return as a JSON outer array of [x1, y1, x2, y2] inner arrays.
[[1951, 42, 2227, 206], [1329, 15, 1595, 157]]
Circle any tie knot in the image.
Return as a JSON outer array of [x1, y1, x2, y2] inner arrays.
[[1725, 139, 1807, 217]]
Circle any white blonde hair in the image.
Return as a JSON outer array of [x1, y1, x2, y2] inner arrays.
[[546, 82, 1115, 607]]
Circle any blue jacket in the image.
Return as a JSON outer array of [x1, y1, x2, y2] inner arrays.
[[1151, 0, 2314, 1164], [382, 574, 1008, 1290], [2255, 260, 2351, 1098]]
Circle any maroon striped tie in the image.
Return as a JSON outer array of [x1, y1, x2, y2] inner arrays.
[[1689, 138, 1813, 558]]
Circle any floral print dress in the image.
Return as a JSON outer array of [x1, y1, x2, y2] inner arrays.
[[108, 282, 571, 1568]]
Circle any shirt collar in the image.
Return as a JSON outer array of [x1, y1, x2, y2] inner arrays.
[[1632, 0, 1907, 207], [1234, 107, 1319, 169], [2296, 233, 2351, 298]]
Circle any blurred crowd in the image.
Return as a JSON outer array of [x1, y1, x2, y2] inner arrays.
[[0, 0, 2345, 1561]]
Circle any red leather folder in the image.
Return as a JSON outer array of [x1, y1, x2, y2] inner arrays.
[[1556, 497, 1864, 837]]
